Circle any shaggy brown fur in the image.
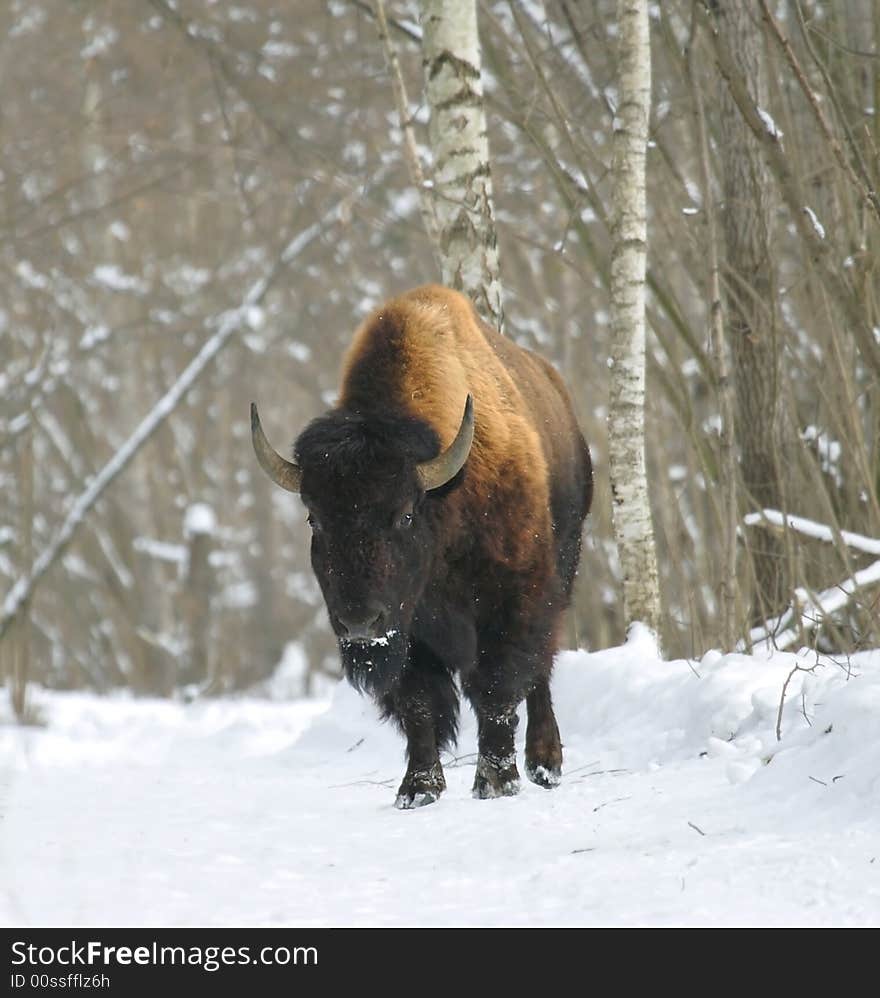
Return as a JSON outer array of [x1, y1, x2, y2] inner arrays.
[[341, 285, 589, 583]]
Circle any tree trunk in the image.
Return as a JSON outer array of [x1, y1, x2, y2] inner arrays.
[[715, 2, 789, 624], [687, 38, 739, 651], [11, 420, 33, 720], [608, 0, 663, 642], [418, 0, 504, 330], [182, 503, 215, 690]]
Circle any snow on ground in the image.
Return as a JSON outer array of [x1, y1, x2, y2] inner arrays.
[[2, 627, 879, 927]]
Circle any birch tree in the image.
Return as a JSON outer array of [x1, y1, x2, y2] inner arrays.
[[418, 0, 504, 330], [607, 0, 662, 641]]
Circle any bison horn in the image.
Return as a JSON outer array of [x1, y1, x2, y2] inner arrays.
[[250, 402, 302, 493], [416, 395, 474, 492]]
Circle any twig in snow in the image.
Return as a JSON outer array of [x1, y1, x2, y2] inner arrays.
[[328, 777, 396, 789], [441, 752, 479, 770], [776, 662, 822, 741], [800, 688, 812, 728], [561, 760, 602, 776], [573, 768, 631, 782], [592, 795, 632, 813], [688, 821, 706, 837]]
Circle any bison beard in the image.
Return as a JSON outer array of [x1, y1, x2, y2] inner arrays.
[[340, 629, 409, 698], [251, 285, 592, 809]]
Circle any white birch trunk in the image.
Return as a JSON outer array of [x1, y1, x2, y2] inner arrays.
[[418, 0, 504, 331], [608, 0, 662, 641]]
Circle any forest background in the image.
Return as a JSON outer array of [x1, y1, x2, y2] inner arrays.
[[2, 0, 879, 708]]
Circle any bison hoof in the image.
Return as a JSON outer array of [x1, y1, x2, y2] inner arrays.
[[394, 765, 445, 810], [472, 755, 521, 800], [526, 761, 561, 789], [395, 790, 439, 810]]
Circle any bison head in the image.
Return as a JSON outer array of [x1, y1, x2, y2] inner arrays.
[[251, 398, 473, 675]]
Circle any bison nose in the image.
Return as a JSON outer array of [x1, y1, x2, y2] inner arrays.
[[338, 609, 386, 642]]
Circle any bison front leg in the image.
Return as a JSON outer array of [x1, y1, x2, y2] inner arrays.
[[381, 645, 458, 809], [467, 633, 552, 799], [465, 657, 522, 797], [471, 704, 521, 799], [393, 703, 446, 809]]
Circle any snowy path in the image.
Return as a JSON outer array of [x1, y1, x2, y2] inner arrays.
[[2, 632, 879, 927]]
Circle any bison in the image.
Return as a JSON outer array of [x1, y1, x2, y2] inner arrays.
[[251, 285, 592, 807]]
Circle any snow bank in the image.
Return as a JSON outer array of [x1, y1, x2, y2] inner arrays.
[[551, 637, 880, 815]]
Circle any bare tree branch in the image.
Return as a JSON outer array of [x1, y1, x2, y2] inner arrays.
[[759, 0, 880, 224], [0, 189, 364, 643], [697, 0, 880, 379], [372, 0, 442, 265]]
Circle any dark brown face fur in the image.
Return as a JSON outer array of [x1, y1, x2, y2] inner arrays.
[[295, 407, 457, 663]]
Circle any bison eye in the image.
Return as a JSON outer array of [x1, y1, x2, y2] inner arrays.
[[397, 511, 414, 530], [307, 513, 321, 532]]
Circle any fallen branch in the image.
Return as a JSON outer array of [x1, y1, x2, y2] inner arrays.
[[744, 508, 880, 556], [745, 560, 880, 654], [742, 509, 880, 652]]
